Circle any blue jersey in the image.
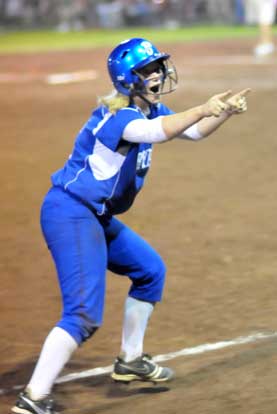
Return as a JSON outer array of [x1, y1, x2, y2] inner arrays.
[[51, 102, 173, 216]]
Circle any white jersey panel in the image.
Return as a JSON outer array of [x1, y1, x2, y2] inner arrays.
[[88, 138, 126, 181]]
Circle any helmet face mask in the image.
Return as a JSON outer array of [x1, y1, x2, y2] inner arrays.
[[134, 59, 178, 98], [107, 38, 178, 99]]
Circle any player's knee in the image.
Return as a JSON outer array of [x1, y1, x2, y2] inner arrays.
[[78, 315, 99, 343], [58, 313, 100, 345], [130, 255, 166, 302]]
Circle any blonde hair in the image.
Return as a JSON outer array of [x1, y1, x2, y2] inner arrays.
[[98, 90, 130, 114]]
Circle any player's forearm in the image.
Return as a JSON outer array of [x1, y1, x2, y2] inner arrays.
[[162, 88, 249, 140], [161, 106, 205, 140], [197, 111, 232, 137]]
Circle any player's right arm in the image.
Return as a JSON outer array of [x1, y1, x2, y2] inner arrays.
[[161, 90, 233, 140], [122, 89, 250, 144], [184, 88, 251, 140]]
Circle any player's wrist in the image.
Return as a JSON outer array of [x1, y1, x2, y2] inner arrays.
[[196, 105, 207, 119]]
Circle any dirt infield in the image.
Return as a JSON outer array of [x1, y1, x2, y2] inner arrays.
[[1, 37, 277, 413]]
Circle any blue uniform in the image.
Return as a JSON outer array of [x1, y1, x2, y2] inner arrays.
[[41, 102, 172, 344]]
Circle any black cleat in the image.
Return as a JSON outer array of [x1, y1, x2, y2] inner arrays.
[[111, 353, 174, 383], [11, 391, 55, 414]]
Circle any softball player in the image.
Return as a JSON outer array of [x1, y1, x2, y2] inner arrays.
[[244, 0, 276, 56], [12, 38, 250, 414]]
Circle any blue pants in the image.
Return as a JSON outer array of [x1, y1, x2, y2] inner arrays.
[[40, 187, 166, 345]]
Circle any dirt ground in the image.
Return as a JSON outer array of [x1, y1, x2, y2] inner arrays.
[[1, 36, 277, 413]]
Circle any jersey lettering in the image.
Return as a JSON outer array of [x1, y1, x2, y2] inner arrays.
[[136, 148, 152, 170]]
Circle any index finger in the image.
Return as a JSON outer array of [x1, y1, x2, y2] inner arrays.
[[215, 90, 233, 100], [236, 88, 252, 98]]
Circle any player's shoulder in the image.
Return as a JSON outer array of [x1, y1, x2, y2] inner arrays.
[[154, 102, 175, 116], [114, 105, 145, 123], [117, 105, 144, 116]]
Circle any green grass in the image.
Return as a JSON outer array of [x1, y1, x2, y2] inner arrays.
[[0, 25, 272, 54]]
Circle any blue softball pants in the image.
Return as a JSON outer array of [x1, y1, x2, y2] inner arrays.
[[40, 187, 166, 345]]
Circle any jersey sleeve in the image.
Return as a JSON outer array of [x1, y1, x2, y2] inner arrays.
[[93, 107, 145, 151]]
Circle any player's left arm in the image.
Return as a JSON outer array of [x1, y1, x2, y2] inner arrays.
[[182, 88, 251, 141]]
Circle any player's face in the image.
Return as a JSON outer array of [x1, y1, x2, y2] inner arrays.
[[137, 61, 164, 104]]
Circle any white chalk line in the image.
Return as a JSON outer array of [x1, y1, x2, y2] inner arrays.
[[1, 331, 276, 396], [56, 331, 277, 383], [0, 69, 98, 84], [46, 70, 98, 85]]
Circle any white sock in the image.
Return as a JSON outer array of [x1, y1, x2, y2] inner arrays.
[[27, 327, 78, 400], [121, 296, 154, 362]]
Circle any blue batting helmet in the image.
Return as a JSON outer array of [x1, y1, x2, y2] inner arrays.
[[107, 38, 170, 96]]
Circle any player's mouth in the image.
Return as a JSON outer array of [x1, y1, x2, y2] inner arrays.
[[149, 85, 161, 94]]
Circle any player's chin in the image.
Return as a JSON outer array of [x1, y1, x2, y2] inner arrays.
[[148, 93, 161, 104]]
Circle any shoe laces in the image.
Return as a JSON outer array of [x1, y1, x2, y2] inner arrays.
[[141, 353, 157, 368], [141, 353, 154, 361]]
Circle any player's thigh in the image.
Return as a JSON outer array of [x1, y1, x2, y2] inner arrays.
[[105, 216, 165, 280], [41, 214, 108, 323]]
